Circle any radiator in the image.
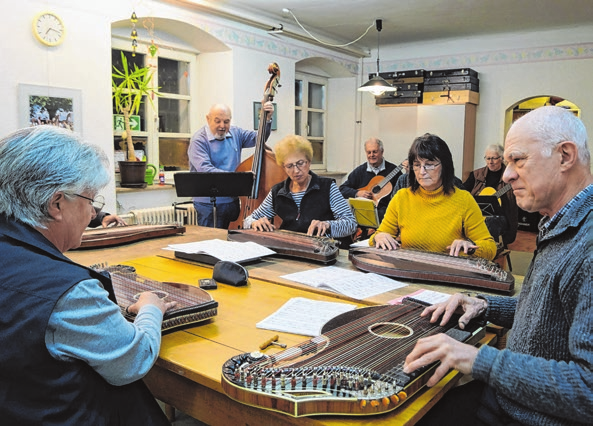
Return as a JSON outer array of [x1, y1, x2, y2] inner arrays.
[[122, 204, 198, 226]]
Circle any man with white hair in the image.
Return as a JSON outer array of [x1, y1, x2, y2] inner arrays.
[[405, 106, 592, 426], [188, 102, 274, 228]]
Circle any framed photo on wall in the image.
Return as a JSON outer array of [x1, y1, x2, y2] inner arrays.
[[18, 84, 82, 134], [253, 101, 277, 131]]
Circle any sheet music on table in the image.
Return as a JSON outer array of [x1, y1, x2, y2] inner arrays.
[[388, 289, 451, 305], [281, 266, 407, 300], [165, 239, 276, 263], [256, 297, 357, 336]]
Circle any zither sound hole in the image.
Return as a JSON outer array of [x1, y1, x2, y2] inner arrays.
[[368, 322, 414, 339]]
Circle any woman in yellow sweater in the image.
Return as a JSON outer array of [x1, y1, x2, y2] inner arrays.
[[371, 133, 496, 260]]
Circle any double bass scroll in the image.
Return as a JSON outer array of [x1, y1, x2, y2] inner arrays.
[[229, 63, 287, 229]]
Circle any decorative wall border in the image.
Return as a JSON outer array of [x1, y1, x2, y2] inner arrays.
[[193, 20, 360, 75], [373, 42, 593, 73]]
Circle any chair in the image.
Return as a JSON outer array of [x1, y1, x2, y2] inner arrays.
[[485, 216, 513, 271]]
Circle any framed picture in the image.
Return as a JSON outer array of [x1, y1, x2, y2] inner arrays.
[[253, 101, 277, 131], [18, 84, 82, 134]]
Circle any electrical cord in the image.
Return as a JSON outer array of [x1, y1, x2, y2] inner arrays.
[[283, 8, 374, 48]]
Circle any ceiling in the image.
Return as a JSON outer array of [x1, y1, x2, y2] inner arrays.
[[172, 0, 593, 55]]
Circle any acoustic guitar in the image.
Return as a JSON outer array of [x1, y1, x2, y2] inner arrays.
[[358, 161, 406, 206], [478, 183, 512, 205]]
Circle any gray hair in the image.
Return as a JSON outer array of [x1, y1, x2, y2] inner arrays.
[[484, 144, 504, 157], [364, 137, 384, 151], [0, 126, 110, 228], [510, 106, 589, 165]]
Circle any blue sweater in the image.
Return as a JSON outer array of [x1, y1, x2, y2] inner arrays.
[[473, 184, 593, 425]]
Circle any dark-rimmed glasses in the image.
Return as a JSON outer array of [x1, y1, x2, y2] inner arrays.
[[484, 156, 501, 162]]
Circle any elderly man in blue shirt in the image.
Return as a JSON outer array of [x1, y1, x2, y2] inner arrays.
[[188, 102, 274, 228]]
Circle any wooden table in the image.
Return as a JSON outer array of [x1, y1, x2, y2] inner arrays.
[[67, 226, 516, 425]]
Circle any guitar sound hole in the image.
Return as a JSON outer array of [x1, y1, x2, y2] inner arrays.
[[368, 322, 413, 339]]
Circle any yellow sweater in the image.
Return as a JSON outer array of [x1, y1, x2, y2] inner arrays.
[[370, 186, 497, 260]]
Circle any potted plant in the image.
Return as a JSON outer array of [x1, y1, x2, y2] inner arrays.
[[112, 51, 159, 187]]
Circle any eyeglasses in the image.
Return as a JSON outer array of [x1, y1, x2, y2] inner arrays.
[[412, 162, 441, 172], [284, 159, 308, 171], [484, 156, 501, 161], [70, 193, 105, 214]]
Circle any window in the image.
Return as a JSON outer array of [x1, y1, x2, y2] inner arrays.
[[112, 41, 194, 172], [295, 73, 327, 167]]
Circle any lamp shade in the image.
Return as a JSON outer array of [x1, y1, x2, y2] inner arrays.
[[358, 75, 396, 96]]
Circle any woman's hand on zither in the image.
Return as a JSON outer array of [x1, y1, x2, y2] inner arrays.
[[252, 217, 275, 232], [307, 220, 331, 237], [447, 239, 478, 256], [373, 232, 401, 250]]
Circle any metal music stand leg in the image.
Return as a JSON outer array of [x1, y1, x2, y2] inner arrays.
[[210, 196, 217, 229]]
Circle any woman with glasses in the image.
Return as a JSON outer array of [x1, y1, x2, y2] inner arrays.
[[371, 133, 497, 260], [463, 144, 518, 245], [0, 126, 173, 424], [244, 134, 357, 241]]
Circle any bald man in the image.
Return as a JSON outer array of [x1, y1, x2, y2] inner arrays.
[[188, 102, 273, 228]]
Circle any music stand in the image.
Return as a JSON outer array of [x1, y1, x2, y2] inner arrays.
[[348, 198, 380, 229], [174, 172, 254, 228], [474, 195, 503, 217]]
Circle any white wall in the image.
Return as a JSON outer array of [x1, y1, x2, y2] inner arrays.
[[3, 1, 592, 215], [360, 25, 593, 175], [2, 0, 358, 213]]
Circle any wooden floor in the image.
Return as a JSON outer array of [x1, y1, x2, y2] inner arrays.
[[507, 230, 537, 253], [504, 230, 537, 276]]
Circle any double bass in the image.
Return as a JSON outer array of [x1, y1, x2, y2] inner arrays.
[[229, 63, 287, 229]]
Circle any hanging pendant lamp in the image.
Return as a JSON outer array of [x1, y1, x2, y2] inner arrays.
[[358, 19, 395, 96]]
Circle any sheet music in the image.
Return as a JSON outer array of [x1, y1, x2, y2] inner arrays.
[[389, 289, 451, 305], [350, 238, 371, 248], [256, 297, 357, 336], [165, 239, 276, 263], [281, 266, 407, 300]]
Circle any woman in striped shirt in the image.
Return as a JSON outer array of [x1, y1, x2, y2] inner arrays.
[[244, 134, 357, 239]]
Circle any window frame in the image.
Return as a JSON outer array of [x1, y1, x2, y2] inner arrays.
[[295, 72, 328, 170], [111, 38, 196, 175]]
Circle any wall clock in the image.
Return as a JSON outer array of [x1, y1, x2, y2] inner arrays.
[[32, 12, 65, 46]]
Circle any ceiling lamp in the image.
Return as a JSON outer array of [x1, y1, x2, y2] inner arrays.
[[358, 19, 396, 96]]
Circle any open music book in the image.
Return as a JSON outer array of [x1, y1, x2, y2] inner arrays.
[[281, 266, 407, 300], [256, 297, 357, 336], [166, 239, 276, 265]]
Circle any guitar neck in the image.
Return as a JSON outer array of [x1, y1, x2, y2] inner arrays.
[[494, 183, 512, 198], [376, 162, 405, 189]]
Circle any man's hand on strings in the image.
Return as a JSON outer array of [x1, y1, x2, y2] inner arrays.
[[262, 101, 274, 120], [127, 291, 177, 316], [420, 293, 488, 330], [403, 334, 479, 387], [356, 189, 373, 199]]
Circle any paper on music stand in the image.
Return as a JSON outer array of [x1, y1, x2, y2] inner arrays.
[[348, 198, 380, 228], [165, 239, 276, 263], [281, 266, 407, 300], [256, 297, 357, 336]]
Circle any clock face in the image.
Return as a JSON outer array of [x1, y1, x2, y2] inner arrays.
[[33, 12, 65, 46]]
